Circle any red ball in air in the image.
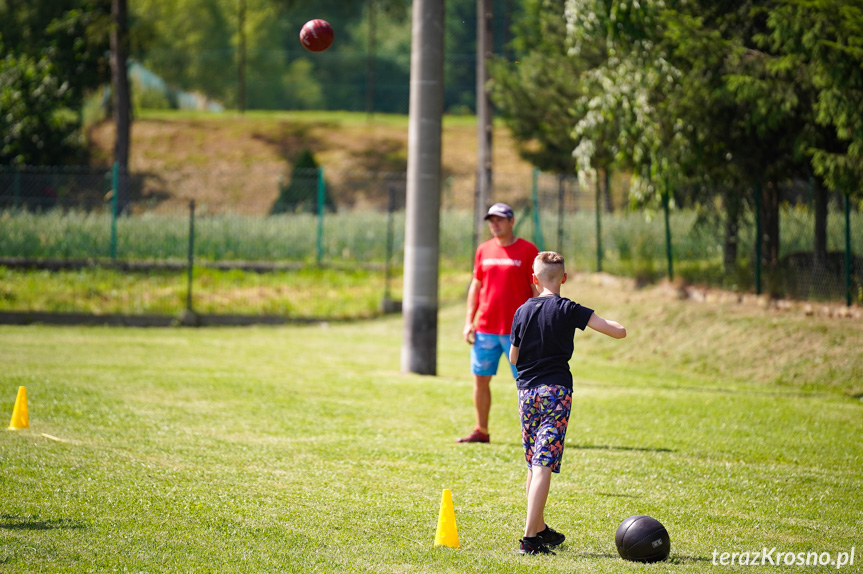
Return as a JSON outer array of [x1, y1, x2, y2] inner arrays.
[[299, 19, 334, 53]]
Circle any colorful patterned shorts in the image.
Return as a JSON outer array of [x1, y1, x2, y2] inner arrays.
[[518, 385, 573, 473]]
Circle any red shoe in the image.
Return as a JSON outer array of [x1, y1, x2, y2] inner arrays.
[[457, 428, 490, 443]]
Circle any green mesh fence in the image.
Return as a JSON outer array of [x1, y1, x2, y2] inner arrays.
[[0, 166, 859, 318]]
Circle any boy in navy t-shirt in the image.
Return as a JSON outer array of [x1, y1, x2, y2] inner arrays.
[[509, 251, 627, 555]]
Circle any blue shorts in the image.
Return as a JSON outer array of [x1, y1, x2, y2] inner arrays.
[[519, 385, 572, 473], [471, 332, 519, 379]]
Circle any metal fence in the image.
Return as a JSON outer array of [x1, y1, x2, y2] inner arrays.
[[0, 165, 859, 321]]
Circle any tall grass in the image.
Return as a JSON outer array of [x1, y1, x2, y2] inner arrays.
[[1, 206, 860, 315], [3, 206, 859, 266], [0, 209, 472, 266]]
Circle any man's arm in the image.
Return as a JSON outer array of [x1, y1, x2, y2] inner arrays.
[[587, 313, 627, 339], [509, 344, 519, 365], [463, 278, 482, 343]]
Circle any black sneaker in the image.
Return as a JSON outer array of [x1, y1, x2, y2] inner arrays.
[[519, 536, 556, 555], [536, 525, 565, 547]]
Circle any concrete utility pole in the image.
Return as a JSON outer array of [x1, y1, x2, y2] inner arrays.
[[401, 0, 445, 375], [474, 0, 493, 249]]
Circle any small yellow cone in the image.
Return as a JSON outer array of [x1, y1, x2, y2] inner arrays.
[[8, 386, 28, 430], [434, 488, 459, 548]]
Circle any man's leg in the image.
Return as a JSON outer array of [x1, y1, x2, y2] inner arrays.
[[473, 374, 492, 433], [460, 334, 497, 442], [524, 465, 552, 538]]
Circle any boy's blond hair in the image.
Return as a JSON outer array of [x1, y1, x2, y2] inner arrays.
[[533, 251, 565, 284]]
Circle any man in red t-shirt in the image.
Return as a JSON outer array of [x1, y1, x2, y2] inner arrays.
[[459, 203, 539, 443]]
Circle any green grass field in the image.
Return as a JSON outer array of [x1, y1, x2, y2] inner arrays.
[[1, 276, 860, 573], [0, 266, 473, 319]]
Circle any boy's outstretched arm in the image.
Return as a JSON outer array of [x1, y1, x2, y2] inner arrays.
[[587, 313, 627, 339]]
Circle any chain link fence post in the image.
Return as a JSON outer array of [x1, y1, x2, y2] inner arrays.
[[845, 192, 852, 307], [755, 182, 762, 295], [316, 166, 325, 265], [596, 174, 603, 273], [381, 185, 402, 314], [186, 199, 196, 314], [12, 168, 21, 210], [663, 177, 674, 281], [557, 174, 565, 252]]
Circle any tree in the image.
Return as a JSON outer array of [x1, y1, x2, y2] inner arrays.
[[489, 0, 621, 216], [765, 0, 863, 199], [133, 0, 243, 107], [563, 0, 830, 288], [489, 0, 584, 174], [270, 149, 334, 214], [132, 0, 410, 112], [0, 0, 111, 100], [0, 51, 81, 166], [0, 0, 110, 166], [129, 0, 516, 114]]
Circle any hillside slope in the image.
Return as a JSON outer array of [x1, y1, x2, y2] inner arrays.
[[88, 111, 536, 213]]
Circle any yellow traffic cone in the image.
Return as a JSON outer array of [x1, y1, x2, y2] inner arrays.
[[8, 386, 28, 430], [434, 488, 459, 548]]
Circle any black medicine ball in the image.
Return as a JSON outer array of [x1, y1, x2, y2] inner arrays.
[[614, 515, 671, 562]]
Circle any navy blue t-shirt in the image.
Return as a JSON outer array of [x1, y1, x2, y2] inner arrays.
[[509, 295, 594, 390]]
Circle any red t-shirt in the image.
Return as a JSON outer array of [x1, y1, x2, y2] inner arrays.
[[473, 237, 539, 335]]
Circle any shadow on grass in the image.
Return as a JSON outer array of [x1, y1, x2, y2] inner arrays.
[[482, 442, 673, 453], [574, 551, 619, 560], [569, 443, 673, 453], [0, 515, 88, 531], [575, 551, 714, 564], [579, 380, 837, 399], [670, 554, 717, 564]]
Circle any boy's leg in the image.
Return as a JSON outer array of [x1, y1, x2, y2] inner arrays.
[[520, 385, 572, 543], [524, 465, 552, 538], [518, 388, 560, 554]]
